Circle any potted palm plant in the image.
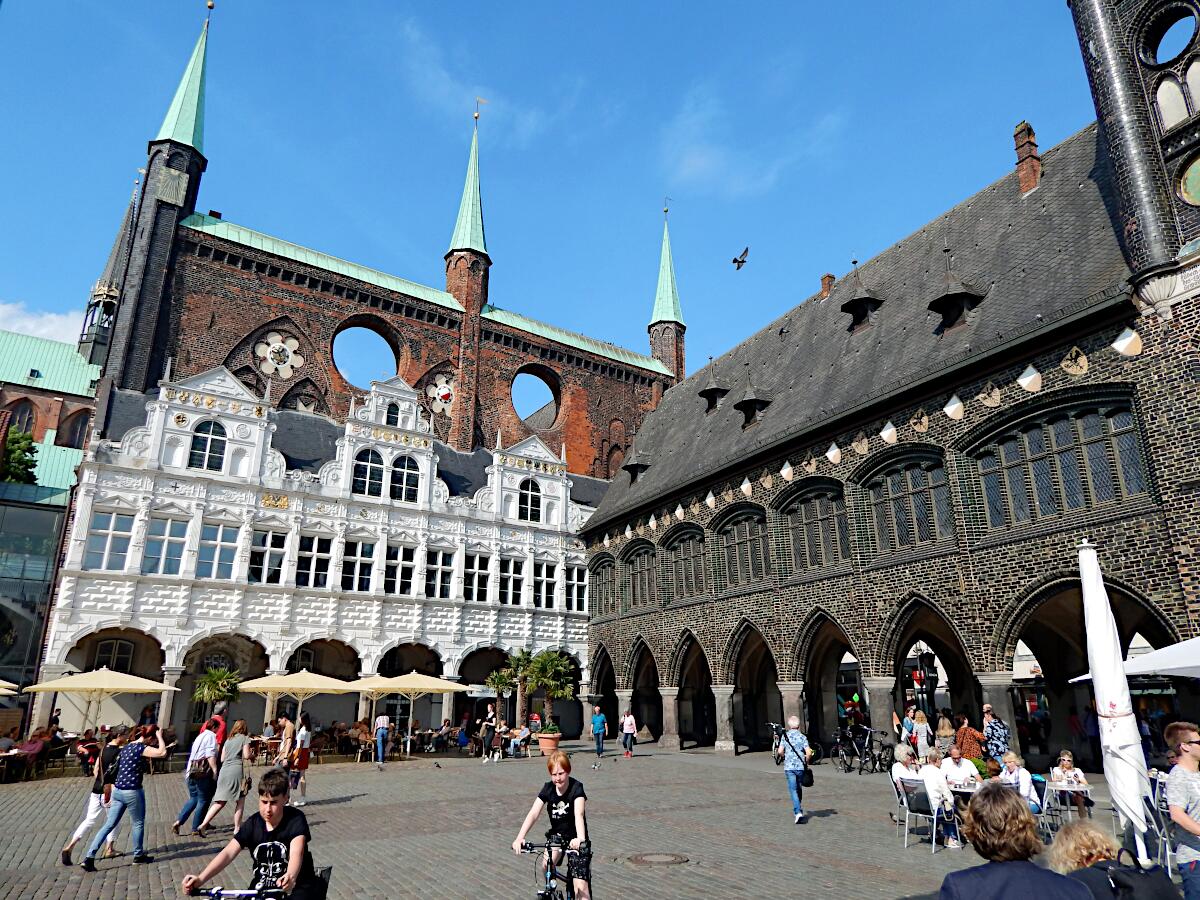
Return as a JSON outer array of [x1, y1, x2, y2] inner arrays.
[[484, 669, 515, 724], [192, 666, 241, 725], [527, 651, 576, 755], [503, 649, 536, 726]]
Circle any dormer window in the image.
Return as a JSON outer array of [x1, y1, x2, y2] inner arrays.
[[188, 421, 226, 472], [928, 273, 987, 334], [621, 447, 651, 484], [385, 403, 400, 427], [698, 363, 730, 413], [733, 380, 771, 428], [518, 478, 541, 522], [390, 455, 420, 503], [840, 291, 883, 332]]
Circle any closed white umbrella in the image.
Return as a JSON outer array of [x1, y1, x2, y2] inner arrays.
[[1078, 540, 1149, 859]]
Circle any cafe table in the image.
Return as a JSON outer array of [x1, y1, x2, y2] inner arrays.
[[1046, 780, 1092, 823]]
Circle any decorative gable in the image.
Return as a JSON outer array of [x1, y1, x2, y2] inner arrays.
[[168, 366, 262, 403], [502, 435, 563, 466]]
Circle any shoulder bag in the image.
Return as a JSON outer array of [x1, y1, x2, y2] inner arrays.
[[1101, 849, 1180, 900]]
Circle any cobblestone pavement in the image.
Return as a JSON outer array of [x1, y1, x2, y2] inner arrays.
[[0, 744, 1115, 900]]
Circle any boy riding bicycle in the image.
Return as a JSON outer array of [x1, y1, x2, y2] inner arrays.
[[512, 750, 592, 899], [181, 769, 327, 899]]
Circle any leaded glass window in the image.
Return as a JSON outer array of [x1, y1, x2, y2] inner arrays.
[[591, 561, 616, 615], [627, 549, 655, 606], [787, 491, 851, 571], [867, 461, 955, 552], [667, 531, 706, 600], [720, 512, 770, 587]]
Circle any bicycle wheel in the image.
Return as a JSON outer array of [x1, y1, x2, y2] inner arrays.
[[809, 742, 824, 765], [838, 746, 852, 773], [878, 743, 894, 771], [858, 748, 876, 775]]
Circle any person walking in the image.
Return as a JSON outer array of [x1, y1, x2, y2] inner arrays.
[[954, 713, 987, 761], [274, 713, 296, 777], [982, 703, 1011, 763], [912, 710, 934, 759], [174, 716, 220, 837], [478, 703, 497, 764], [620, 709, 637, 758], [197, 719, 253, 833], [590, 705, 608, 770], [373, 710, 390, 771], [774, 715, 812, 824], [935, 711, 956, 754], [291, 713, 311, 806], [1165, 720, 1200, 900], [61, 725, 127, 865], [80, 724, 170, 871]]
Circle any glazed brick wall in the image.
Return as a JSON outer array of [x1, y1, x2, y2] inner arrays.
[[585, 299, 1200, 693], [164, 229, 669, 478]]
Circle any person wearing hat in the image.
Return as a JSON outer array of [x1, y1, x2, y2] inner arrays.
[[61, 726, 128, 866]]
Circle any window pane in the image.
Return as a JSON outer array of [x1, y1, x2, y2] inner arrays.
[[1080, 412, 1104, 440], [1086, 440, 1116, 503], [1116, 431, 1146, 495], [835, 503, 851, 558], [891, 494, 912, 547], [1110, 409, 1134, 431], [912, 489, 933, 542], [1031, 456, 1059, 516], [1024, 427, 1047, 457], [932, 481, 955, 538], [1005, 464, 1031, 522], [983, 469, 1006, 527]]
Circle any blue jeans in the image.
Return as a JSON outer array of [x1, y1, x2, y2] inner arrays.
[[1181, 860, 1200, 900], [87, 787, 144, 859], [785, 769, 805, 815], [376, 728, 388, 763], [176, 775, 215, 831], [936, 808, 959, 842], [593, 733, 604, 757]]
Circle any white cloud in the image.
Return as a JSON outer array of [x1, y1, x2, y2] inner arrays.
[[0, 301, 81, 343], [660, 84, 846, 198]]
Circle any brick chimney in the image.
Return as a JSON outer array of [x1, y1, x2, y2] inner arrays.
[[819, 273, 836, 299], [1014, 121, 1041, 194]]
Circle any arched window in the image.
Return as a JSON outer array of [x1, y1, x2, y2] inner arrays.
[[591, 560, 617, 616], [976, 405, 1147, 529], [390, 455, 420, 503], [188, 421, 226, 472], [665, 530, 706, 600], [518, 478, 541, 522], [1157, 76, 1190, 131], [385, 403, 400, 427], [352, 448, 384, 497], [60, 411, 91, 449], [626, 547, 656, 607], [719, 511, 770, 587], [866, 459, 954, 552], [7, 401, 35, 435], [786, 489, 851, 570]]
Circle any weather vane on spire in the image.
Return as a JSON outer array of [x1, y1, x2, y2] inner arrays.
[[663, 196, 671, 218], [474, 97, 489, 121], [206, 0, 214, 15]]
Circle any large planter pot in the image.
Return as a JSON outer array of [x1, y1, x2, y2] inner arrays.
[[536, 733, 562, 756]]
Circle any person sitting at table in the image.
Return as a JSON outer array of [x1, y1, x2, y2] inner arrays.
[[1050, 750, 1092, 816], [891, 744, 918, 786], [999, 751, 1041, 813], [432, 719, 452, 752], [509, 723, 531, 758], [18, 730, 47, 755], [48, 726, 66, 749], [0, 727, 17, 752], [75, 730, 101, 776], [940, 745, 978, 785], [137, 705, 156, 727], [985, 757, 1002, 781], [261, 721, 275, 740], [919, 748, 962, 849]]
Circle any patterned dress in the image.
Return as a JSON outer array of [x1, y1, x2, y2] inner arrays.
[[955, 725, 986, 760]]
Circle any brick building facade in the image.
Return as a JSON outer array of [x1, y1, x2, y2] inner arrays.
[[583, 3, 1200, 761], [82, 21, 683, 481]]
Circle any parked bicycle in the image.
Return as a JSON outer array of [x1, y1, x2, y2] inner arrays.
[[768, 722, 824, 765], [520, 836, 591, 900]]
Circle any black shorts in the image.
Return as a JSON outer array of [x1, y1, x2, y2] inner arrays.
[[566, 849, 592, 883]]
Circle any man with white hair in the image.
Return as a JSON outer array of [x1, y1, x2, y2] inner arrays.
[[773, 715, 812, 824]]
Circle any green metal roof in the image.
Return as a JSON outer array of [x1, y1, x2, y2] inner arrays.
[[179, 214, 463, 312], [155, 20, 208, 153], [448, 126, 488, 257], [649, 219, 684, 326], [0, 331, 100, 397], [32, 433, 84, 491], [482, 305, 672, 376]]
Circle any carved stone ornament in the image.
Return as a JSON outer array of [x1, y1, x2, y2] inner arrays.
[[976, 382, 1001, 408], [173, 413, 189, 427], [1060, 346, 1088, 376], [879, 421, 898, 445], [235, 423, 251, 439], [780, 460, 795, 482], [909, 409, 930, 433], [759, 471, 773, 489], [254, 332, 305, 379], [851, 432, 869, 455], [802, 454, 818, 474]]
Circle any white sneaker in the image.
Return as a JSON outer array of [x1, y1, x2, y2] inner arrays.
[[945, 838, 962, 849], [794, 813, 803, 824], [293, 800, 306, 808]]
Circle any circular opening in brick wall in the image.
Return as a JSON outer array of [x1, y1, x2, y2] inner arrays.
[[511, 367, 559, 431], [332, 326, 398, 389], [1144, 7, 1196, 65]]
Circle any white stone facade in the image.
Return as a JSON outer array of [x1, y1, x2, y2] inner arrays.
[[39, 368, 592, 734]]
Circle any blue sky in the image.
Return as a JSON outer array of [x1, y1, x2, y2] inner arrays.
[[0, 2, 1098, 396]]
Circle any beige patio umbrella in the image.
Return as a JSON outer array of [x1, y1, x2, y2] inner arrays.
[[237, 669, 355, 720], [0, 679, 18, 691], [347, 674, 401, 755], [0, 688, 17, 697], [383, 671, 468, 757], [23, 667, 180, 731]]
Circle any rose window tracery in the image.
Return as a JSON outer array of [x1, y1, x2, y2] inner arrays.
[[425, 374, 456, 414], [254, 332, 305, 379]]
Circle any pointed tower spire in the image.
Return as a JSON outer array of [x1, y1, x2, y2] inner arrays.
[[649, 211, 684, 326], [79, 184, 139, 365], [155, 20, 208, 154], [447, 123, 488, 258]]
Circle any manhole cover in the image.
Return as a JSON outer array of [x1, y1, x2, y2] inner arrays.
[[628, 853, 689, 866]]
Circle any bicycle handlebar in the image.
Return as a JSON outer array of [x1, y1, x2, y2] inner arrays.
[[187, 889, 286, 899], [520, 840, 591, 855]]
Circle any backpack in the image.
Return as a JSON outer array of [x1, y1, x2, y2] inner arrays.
[[1098, 850, 1181, 900]]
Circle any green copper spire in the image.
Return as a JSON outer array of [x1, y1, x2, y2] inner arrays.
[[155, 20, 208, 153], [447, 124, 488, 257], [649, 217, 685, 326]]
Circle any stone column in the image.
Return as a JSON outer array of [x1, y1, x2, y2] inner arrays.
[[159, 666, 185, 732], [614, 689, 633, 714], [712, 684, 736, 754], [30, 664, 71, 730], [776, 680, 806, 729], [862, 676, 897, 733], [975, 671, 1018, 743], [658, 687, 680, 750]]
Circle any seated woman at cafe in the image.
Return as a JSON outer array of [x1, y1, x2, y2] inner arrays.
[[1050, 749, 1092, 815], [432, 719, 452, 752], [985, 757, 1002, 781], [261, 721, 275, 740], [999, 751, 1041, 813], [891, 745, 918, 786], [508, 723, 531, 758]]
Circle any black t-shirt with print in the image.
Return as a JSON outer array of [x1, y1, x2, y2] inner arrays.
[[538, 777, 588, 843], [234, 807, 320, 891], [91, 744, 122, 794]]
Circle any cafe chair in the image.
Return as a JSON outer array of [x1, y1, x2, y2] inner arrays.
[[900, 779, 951, 854]]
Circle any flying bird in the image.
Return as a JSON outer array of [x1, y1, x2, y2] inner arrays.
[[732, 247, 749, 270]]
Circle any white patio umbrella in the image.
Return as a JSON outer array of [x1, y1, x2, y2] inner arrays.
[[382, 671, 467, 758], [23, 667, 180, 732], [237, 669, 355, 721], [1078, 540, 1150, 860], [1070, 634, 1200, 683]]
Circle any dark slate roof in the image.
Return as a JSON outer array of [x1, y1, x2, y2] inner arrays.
[[102, 389, 611, 505], [586, 123, 1133, 533]]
